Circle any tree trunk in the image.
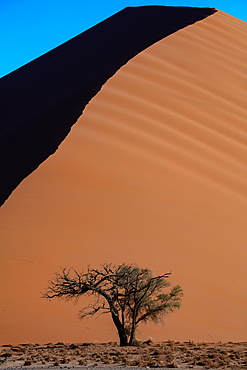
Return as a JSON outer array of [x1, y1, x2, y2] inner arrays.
[[111, 312, 128, 346], [128, 322, 137, 346], [128, 307, 138, 346]]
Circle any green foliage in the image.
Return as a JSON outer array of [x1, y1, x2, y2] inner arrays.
[[43, 263, 183, 346]]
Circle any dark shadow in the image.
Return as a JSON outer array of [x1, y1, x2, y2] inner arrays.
[[0, 6, 217, 206]]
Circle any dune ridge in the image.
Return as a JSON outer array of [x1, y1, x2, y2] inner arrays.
[[0, 9, 247, 345], [0, 6, 216, 206]]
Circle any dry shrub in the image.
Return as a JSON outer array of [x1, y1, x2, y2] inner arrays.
[[233, 351, 241, 359], [151, 348, 163, 356], [43, 354, 51, 361], [131, 358, 145, 367], [112, 355, 121, 363], [10, 346, 22, 352], [0, 352, 12, 359], [122, 356, 131, 366], [167, 340, 175, 346], [91, 352, 100, 359], [78, 358, 87, 365], [196, 359, 213, 367], [137, 353, 157, 367], [167, 360, 178, 368], [23, 359, 32, 366], [67, 343, 75, 348], [131, 338, 144, 347], [61, 356, 69, 363], [101, 356, 111, 364], [30, 356, 38, 363]]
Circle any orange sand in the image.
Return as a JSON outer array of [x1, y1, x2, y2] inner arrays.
[[0, 10, 247, 344]]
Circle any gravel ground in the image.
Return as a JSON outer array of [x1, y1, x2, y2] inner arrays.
[[1, 341, 246, 369]]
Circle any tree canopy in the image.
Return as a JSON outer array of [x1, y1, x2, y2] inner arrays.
[[43, 263, 183, 346]]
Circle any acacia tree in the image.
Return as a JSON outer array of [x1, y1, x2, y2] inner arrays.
[[42, 263, 183, 346]]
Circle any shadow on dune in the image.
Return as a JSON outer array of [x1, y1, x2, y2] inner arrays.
[[0, 6, 216, 206]]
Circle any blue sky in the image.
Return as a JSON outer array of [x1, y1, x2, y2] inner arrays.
[[0, 0, 246, 78]]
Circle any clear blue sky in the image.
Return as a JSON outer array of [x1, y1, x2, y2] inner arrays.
[[0, 0, 246, 78]]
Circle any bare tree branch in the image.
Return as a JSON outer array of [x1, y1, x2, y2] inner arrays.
[[42, 263, 182, 346]]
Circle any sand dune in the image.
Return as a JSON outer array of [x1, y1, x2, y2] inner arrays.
[[0, 7, 247, 345], [0, 6, 215, 206]]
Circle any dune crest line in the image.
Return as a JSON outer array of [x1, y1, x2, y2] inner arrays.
[[0, 6, 216, 206]]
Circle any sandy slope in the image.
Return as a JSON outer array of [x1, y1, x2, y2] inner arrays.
[[0, 6, 215, 206], [0, 9, 247, 344]]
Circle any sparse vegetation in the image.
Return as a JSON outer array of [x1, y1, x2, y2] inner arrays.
[[23, 359, 32, 366], [0, 341, 246, 369], [42, 262, 183, 346]]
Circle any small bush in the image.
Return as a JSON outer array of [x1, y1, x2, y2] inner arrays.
[[78, 358, 87, 365], [167, 360, 178, 368], [123, 357, 131, 366], [23, 359, 32, 366], [143, 337, 154, 346], [61, 356, 69, 363]]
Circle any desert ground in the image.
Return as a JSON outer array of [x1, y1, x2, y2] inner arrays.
[[0, 6, 246, 348], [1, 341, 247, 369]]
